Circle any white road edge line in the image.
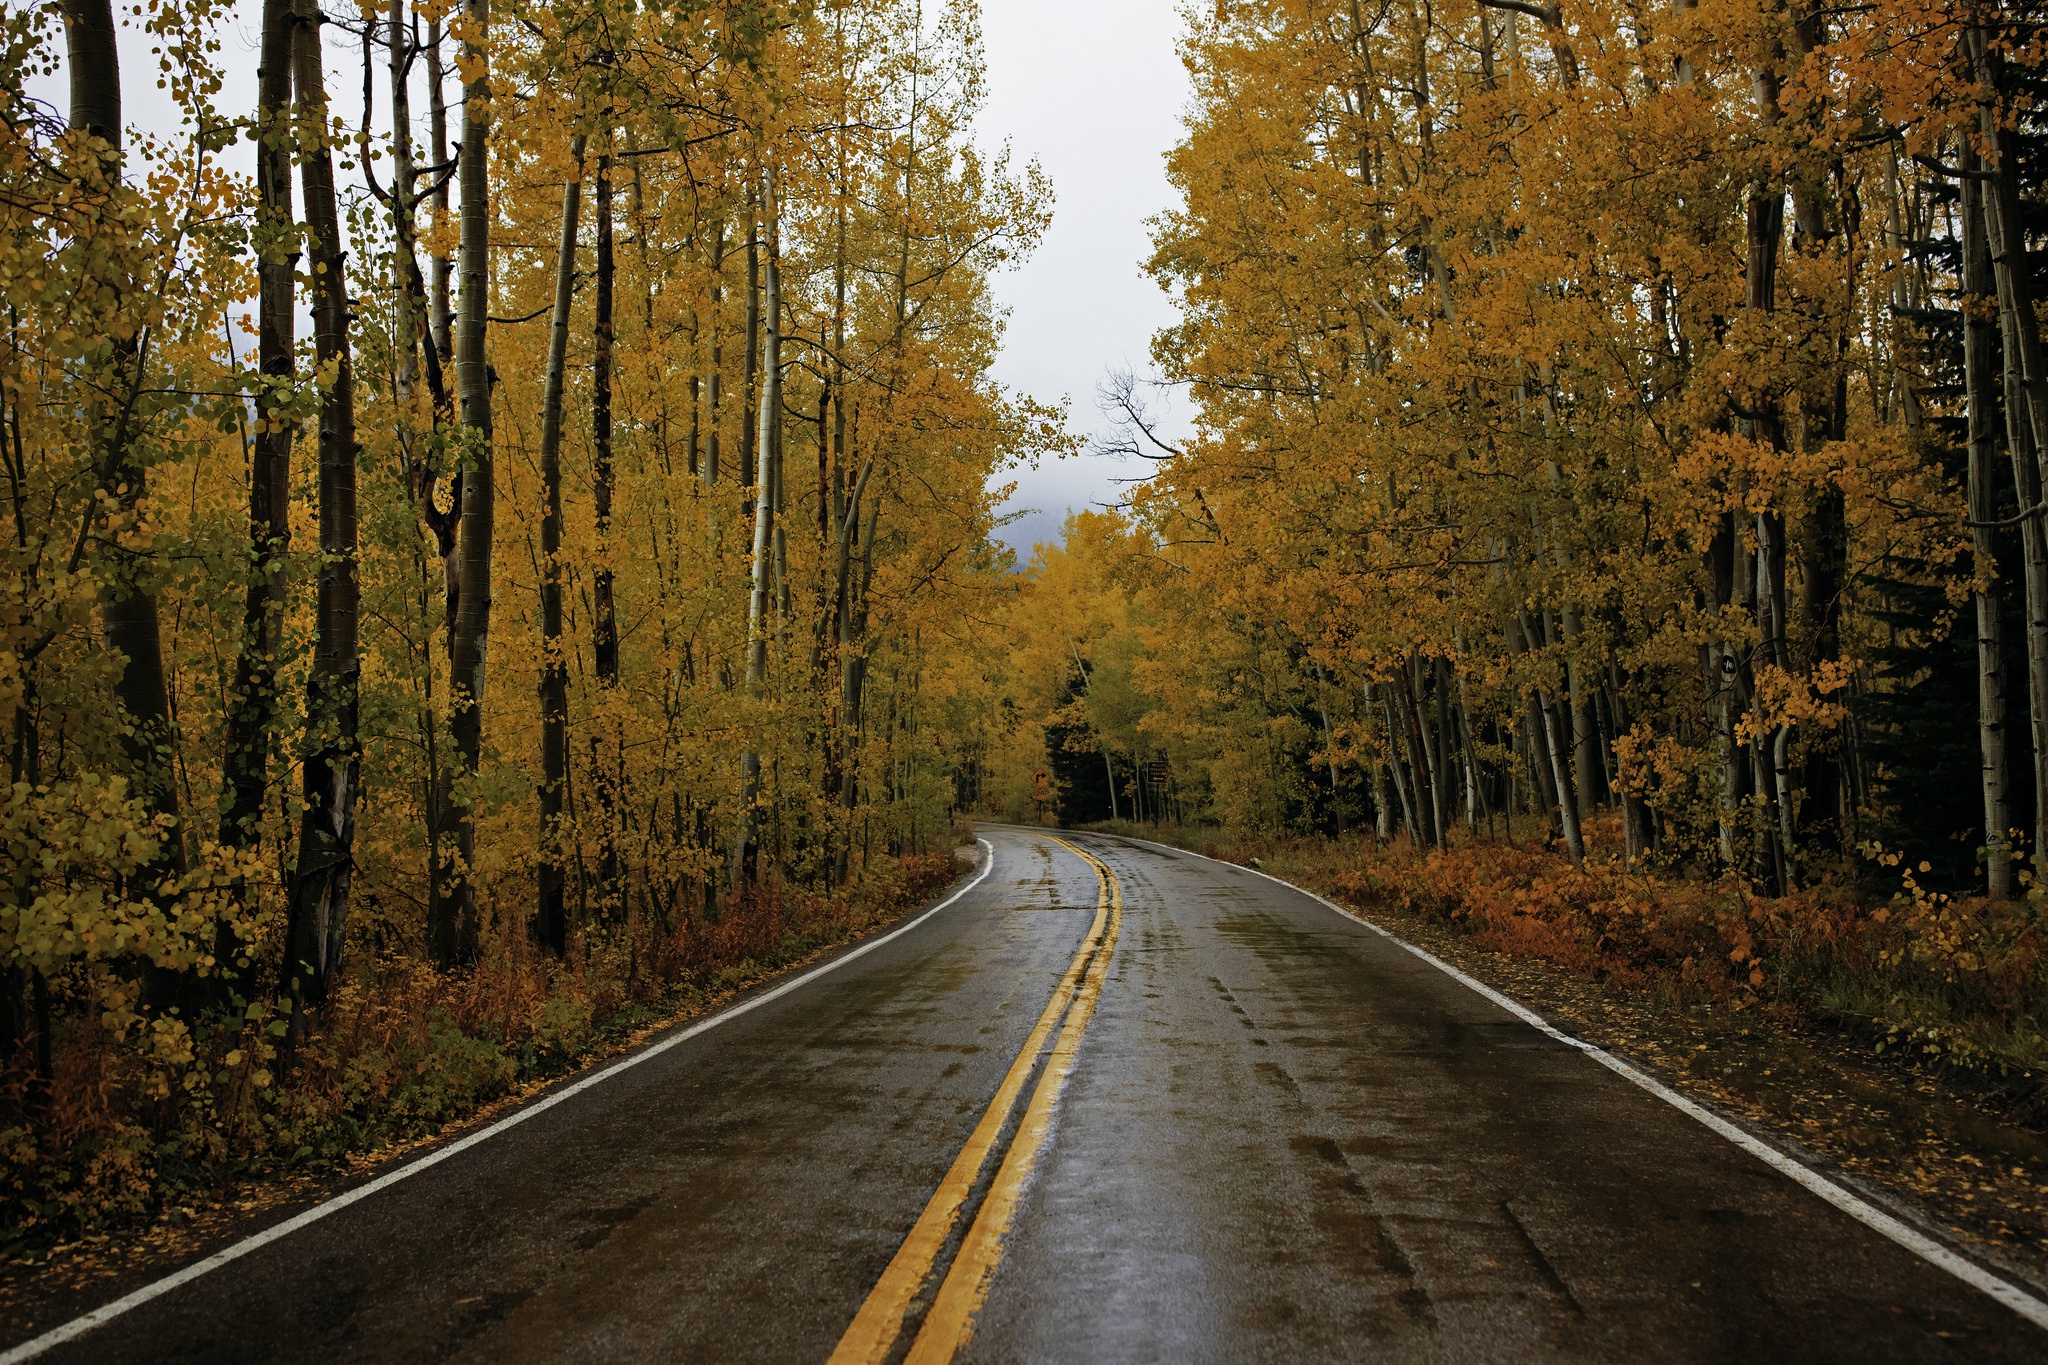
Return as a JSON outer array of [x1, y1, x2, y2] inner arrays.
[[1108, 832, 2048, 1333], [0, 839, 1000, 1365]]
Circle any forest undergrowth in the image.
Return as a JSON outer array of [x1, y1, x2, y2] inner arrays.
[[0, 848, 963, 1262]]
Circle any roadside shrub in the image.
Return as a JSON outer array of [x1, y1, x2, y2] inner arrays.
[[1164, 820, 2048, 1106]]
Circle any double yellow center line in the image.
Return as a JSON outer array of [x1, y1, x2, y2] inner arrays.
[[829, 838, 1123, 1365]]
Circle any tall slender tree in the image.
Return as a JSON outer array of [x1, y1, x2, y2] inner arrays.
[[438, 0, 495, 964], [537, 135, 586, 954], [285, 0, 362, 1018], [220, 0, 296, 867]]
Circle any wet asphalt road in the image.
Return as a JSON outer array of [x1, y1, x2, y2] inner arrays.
[[15, 827, 2048, 1362]]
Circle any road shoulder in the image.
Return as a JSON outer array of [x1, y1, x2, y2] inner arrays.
[[1092, 827, 2048, 1303]]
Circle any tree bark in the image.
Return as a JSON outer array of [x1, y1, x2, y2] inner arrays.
[[590, 141, 621, 909], [1378, 684, 1423, 846], [1069, 641, 1118, 823], [739, 182, 761, 519], [1522, 614, 1583, 866], [60, 0, 120, 145], [426, 18, 452, 358], [436, 0, 493, 965], [735, 165, 780, 885], [839, 490, 879, 881], [1406, 652, 1443, 844], [536, 136, 585, 955], [1535, 684, 1583, 867], [1505, 613, 1559, 840], [1738, 60, 1791, 889], [1606, 658, 1652, 863], [1561, 614, 1602, 819], [704, 226, 724, 488], [1973, 28, 2048, 873], [1397, 661, 1440, 847], [592, 150, 618, 685], [1962, 142, 2013, 898], [220, 0, 296, 873], [1990, 186, 2048, 881], [285, 0, 361, 1018], [65, 0, 189, 993], [1312, 661, 1345, 836]]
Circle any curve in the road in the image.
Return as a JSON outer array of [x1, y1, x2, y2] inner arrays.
[[1132, 833, 2048, 1336], [905, 839, 1125, 1362]]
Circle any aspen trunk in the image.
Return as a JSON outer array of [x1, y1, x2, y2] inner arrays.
[[1454, 666, 1493, 837], [1606, 658, 1652, 863], [1884, 147, 1926, 434], [1377, 686, 1421, 845], [66, 0, 186, 909], [1404, 654, 1442, 845], [1561, 612, 1602, 819], [824, 456, 872, 854], [1392, 670, 1436, 847], [1731, 501, 1781, 889], [839, 494, 879, 881], [1708, 513, 1742, 864], [221, 0, 296, 864], [1070, 642, 1118, 823], [286, 0, 361, 1015], [1784, 79, 1850, 848], [817, 155, 851, 828], [1962, 147, 2013, 898], [1738, 71, 1790, 887], [1505, 613, 1561, 840], [66, 0, 190, 1022], [1429, 654, 1455, 837], [1372, 757, 1396, 842], [383, 0, 419, 404], [1522, 696, 1554, 830], [436, 0, 493, 965], [1798, 490, 1847, 843], [1974, 31, 2048, 871], [815, 387, 830, 551], [1974, 33, 2048, 470], [735, 167, 780, 885], [1535, 685, 1583, 867], [739, 183, 761, 519], [1991, 202, 2048, 877], [61, 0, 120, 145], [378, 0, 458, 601], [704, 228, 724, 488], [536, 138, 585, 955], [1523, 614, 1583, 866], [1312, 663, 1345, 836], [590, 143, 621, 907], [373, 0, 464, 958], [382, 0, 450, 420], [1759, 510, 1797, 880], [427, 20, 451, 358], [1460, 730, 1479, 832], [772, 353, 790, 664]]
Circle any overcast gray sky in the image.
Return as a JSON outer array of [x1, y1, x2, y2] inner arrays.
[[975, 0, 1192, 561]]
